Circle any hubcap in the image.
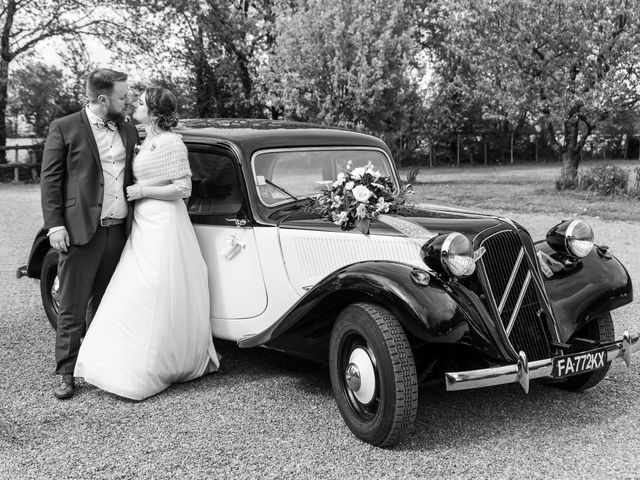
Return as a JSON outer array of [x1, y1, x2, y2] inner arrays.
[[346, 347, 376, 404], [345, 363, 361, 391], [51, 276, 60, 309]]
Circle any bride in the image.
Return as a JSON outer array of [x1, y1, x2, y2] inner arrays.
[[74, 87, 219, 400]]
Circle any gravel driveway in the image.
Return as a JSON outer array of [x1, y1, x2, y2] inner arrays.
[[1, 184, 639, 480]]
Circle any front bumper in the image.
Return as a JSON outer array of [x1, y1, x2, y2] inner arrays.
[[445, 331, 640, 393]]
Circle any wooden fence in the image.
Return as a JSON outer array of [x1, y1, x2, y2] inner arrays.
[[0, 144, 43, 183], [425, 132, 640, 168]]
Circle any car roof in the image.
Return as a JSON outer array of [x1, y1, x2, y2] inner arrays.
[[171, 118, 390, 153]]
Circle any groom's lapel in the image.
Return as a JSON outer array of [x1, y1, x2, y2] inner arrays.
[[119, 122, 136, 187], [117, 121, 130, 159], [80, 109, 101, 170]]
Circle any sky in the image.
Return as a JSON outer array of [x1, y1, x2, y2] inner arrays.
[[36, 37, 140, 80]]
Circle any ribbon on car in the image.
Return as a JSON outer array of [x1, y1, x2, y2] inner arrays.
[[377, 214, 437, 246], [222, 234, 246, 260], [377, 214, 487, 265], [536, 250, 564, 278]]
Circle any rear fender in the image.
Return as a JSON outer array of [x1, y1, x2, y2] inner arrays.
[[25, 228, 51, 279], [536, 241, 633, 341]]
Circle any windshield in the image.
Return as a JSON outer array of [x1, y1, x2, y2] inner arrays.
[[253, 148, 397, 206]]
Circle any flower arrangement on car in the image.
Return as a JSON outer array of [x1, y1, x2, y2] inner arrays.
[[309, 162, 413, 234]]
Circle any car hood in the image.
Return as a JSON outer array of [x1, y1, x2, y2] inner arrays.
[[276, 202, 514, 241], [274, 203, 518, 295]]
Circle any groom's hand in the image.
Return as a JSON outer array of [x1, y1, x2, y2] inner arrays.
[[49, 229, 69, 253], [126, 184, 144, 201]]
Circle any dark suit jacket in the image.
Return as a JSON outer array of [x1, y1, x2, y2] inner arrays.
[[41, 109, 140, 246]]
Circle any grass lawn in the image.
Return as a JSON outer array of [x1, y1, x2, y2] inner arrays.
[[402, 159, 640, 223]]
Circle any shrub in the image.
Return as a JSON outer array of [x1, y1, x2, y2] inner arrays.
[[576, 164, 629, 196]]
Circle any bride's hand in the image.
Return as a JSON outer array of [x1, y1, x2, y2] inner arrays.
[[126, 184, 145, 201]]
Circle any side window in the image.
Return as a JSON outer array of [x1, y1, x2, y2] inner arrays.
[[187, 148, 243, 225]]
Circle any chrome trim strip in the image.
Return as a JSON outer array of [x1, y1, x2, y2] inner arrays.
[[525, 251, 562, 342], [516, 351, 530, 393], [441, 232, 459, 256], [505, 270, 532, 336], [446, 330, 640, 392], [497, 247, 525, 315]]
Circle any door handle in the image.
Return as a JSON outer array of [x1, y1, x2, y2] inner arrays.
[[225, 218, 247, 227]]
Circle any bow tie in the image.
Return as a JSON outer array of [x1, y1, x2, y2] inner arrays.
[[93, 120, 118, 131]]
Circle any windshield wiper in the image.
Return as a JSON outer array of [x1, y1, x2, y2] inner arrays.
[[264, 179, 299, 201]]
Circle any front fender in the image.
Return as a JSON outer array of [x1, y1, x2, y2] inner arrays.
[[536, 241, 633, 341], [239, 261, 504, 362]]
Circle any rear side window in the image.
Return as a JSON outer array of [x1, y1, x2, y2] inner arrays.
[[187, 149, 242, 223]]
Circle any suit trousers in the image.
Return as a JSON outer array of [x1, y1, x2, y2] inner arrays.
[[55, 224, 127, 374]]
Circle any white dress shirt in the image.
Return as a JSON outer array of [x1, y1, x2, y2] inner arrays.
[[85, 106, 128, 221]]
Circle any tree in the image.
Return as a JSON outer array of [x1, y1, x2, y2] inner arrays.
[[8, 62, 79, 137], [116, 0, 280, 118], [55, 36, 96, 114], [0, 0, 119, 162], [425, 0, 640, 186], [264, 0, 426, 163]]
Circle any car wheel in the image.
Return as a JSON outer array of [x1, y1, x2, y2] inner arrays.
[[329, 302, 418, 447], [556, 312, 614, 392], [40, 249, 60, 330]]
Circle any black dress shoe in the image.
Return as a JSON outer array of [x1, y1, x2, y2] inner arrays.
[[53, 374, 75, 399]]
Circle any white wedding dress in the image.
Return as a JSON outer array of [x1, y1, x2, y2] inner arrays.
[[75, 133, 218, 400]]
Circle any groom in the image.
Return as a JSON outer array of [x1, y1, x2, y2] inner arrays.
[[41, 68, 140, 399]]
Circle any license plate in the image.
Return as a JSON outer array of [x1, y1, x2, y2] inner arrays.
[[552, 349, 607, 377]]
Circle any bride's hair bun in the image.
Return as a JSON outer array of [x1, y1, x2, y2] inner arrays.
[[145, 87, 179, 131]]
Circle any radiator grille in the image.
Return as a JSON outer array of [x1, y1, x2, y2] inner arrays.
[[479, 230, 551, 361]]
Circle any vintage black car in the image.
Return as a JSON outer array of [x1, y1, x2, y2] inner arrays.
[[18, 119, 639, 447]]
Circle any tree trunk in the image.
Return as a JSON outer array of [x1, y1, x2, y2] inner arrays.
[[559, 150, 580, 188], [483, 134, 487, 166], [510, 130, 514, 164], [0, 0, 16, 164], [624, 134, 629, 160], [0, 57, 8, 163], [558, 118, 581, 189]]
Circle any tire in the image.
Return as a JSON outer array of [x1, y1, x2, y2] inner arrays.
[[329, 302, 418, 447], [40, 249, 60, 330], [556, 312, 614, 392]]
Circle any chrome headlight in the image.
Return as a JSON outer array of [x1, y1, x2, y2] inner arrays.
[[546, 220, 594, 258], [422, 232, 475, 277]]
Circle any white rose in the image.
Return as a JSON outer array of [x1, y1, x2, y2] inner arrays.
[[376, 201, 389, 213], [351, 167, 366, 180], [352, 184, 372, 202], [345, 181, 355, 191], [332, 173, 346, 188], [333, 211, 348, 225], [356, 203, 368, 219]]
